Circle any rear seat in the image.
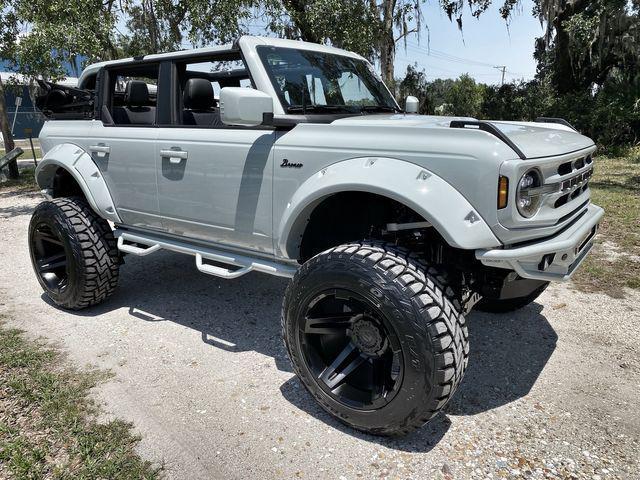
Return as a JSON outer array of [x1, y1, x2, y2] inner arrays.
[[182, 78, 223, 127], [112, 80, 156, 125]]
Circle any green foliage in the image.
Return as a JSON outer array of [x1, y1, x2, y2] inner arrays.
[[533, 0, 639, 94], [443, 74, 484, 117], [397, 66, 639, 147]]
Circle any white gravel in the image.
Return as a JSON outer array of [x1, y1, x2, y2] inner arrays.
[[1, 188, 639, 479]]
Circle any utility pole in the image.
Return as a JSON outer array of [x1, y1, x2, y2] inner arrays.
[[494, 65, 506, 86]]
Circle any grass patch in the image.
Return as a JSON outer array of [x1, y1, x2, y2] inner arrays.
[[572, 146, 640, 297], [0, 147, 42, 161], [0, 166, 38, 192], [0, 319, 161, 479]]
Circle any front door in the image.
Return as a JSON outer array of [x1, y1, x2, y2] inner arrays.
[[154, 53, 275, 254], [156, 129, 275, 254]]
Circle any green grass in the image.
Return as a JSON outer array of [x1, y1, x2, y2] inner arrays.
[[0, 318, 161, 479], [0, 147, 41, 161], [0, 166, 38, 192], [571, 146, 640, 297]]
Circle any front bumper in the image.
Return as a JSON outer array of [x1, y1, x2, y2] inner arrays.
[[476, 204, 604, 282]]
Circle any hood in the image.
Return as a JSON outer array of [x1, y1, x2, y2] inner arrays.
[[331, 114, 595, 159]]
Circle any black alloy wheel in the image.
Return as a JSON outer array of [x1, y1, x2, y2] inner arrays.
[[28, 197, 120, 310], [299, 288, 403, 410], [31, 222, 70, 294], [282, 241, 469, 436]]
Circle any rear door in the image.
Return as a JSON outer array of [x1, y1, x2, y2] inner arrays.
[[155, 53, 275, 254], [82, 64, 161, 229]]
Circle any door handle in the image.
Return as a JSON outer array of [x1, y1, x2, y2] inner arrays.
[[160, 149, 188, 164], [89, 144, 110, 155]]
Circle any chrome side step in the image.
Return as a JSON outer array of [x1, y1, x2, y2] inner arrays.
[[115, 230, 298, 279]]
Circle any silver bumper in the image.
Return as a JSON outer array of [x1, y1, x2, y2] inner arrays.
[[476, 204, 604, 282]]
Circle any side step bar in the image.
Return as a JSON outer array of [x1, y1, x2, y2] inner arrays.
[[115, 230, 298, 279]]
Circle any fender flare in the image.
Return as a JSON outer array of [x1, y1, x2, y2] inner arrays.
[[277, 156, 501, 259], [35, 143, 121, 223]]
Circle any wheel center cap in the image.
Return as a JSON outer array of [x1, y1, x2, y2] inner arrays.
[[350, 316, 387, 356]]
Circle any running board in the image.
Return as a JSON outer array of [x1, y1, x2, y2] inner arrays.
[[115, 230, 298, 279]]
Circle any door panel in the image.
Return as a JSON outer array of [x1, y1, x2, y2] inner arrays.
[[83, 122, 160, 228], [156, 128, 275, 254]]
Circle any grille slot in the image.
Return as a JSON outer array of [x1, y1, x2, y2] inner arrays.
[[558, 162, 573, 176], [555, 194, 569, 209]]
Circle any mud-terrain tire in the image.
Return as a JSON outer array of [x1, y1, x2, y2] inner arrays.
[[28, 197, 120, 310], [475, 282, 549, 313], [282, 241, 468, 436]]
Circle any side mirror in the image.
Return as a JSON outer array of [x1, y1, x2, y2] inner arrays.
[[405, 96, 419, 114], [219, 87, 274, 127]]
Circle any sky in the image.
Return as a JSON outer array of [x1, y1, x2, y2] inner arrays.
[[392, 0, 544, 84]]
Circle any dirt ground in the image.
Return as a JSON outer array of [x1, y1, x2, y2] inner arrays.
[[1, 188, 639, 480]]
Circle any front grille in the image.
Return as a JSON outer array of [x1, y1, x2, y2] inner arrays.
[[543, 154, 594, 211]]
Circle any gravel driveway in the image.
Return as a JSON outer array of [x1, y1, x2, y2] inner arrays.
[[1, 189, 639, 480]]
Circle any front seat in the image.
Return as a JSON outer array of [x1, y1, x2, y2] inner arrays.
[[183, 78, 222, 127]]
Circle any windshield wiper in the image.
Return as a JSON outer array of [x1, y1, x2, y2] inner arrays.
[[286, 105, 354, 114], [359, 105, 402, 114]]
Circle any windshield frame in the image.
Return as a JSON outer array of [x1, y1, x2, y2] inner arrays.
[[255, 45, 400, 115]]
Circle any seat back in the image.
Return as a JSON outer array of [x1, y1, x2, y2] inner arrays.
[[183, 78, 222, 127], [113, 80, 156, 125]]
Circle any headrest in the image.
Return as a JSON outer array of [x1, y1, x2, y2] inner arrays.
[[183, 78, 214, 110], [125, 80, 149, 106]]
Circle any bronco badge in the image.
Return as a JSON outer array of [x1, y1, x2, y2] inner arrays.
[[281, 159, 303, 168]]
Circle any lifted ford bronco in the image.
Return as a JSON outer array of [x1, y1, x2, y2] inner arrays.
[[30, 36, 603, 436]]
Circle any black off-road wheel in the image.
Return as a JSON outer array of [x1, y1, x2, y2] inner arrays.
[[29, 197, 120, 310], [282, 241, 469, 436], [475, 282, 549, 313]]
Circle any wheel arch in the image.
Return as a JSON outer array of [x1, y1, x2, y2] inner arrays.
[[35, 143, 121, 223], [277, 156, 501, 261]]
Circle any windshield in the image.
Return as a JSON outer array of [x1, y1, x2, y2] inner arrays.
[[256, 46, 400, 114]]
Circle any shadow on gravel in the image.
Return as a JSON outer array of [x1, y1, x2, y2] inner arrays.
[[49, 250, 557, 452], [279, 376, 452, 453], [60, 251, 294, 373], [0, 204, 36, 218]]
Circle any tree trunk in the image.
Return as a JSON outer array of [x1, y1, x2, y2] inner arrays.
[[379, 0, 396, 88], [0, 78, 19, 179]]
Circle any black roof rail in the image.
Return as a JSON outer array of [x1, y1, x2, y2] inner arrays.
[[449, 120, 527, 160], [535, 117, 578, 132]]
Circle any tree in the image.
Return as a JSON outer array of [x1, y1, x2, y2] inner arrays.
[[533, 0, 640, 93], [267, 0, 514, 86], [0, 0, 22, 179], [0, 0, 120, 178], [445, 74, 484, 117]]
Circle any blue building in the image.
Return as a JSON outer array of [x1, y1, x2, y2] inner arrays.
[[2, 59, 80, 139]]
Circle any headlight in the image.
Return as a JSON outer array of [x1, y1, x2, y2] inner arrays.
[[517, 169, 543, 218]]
